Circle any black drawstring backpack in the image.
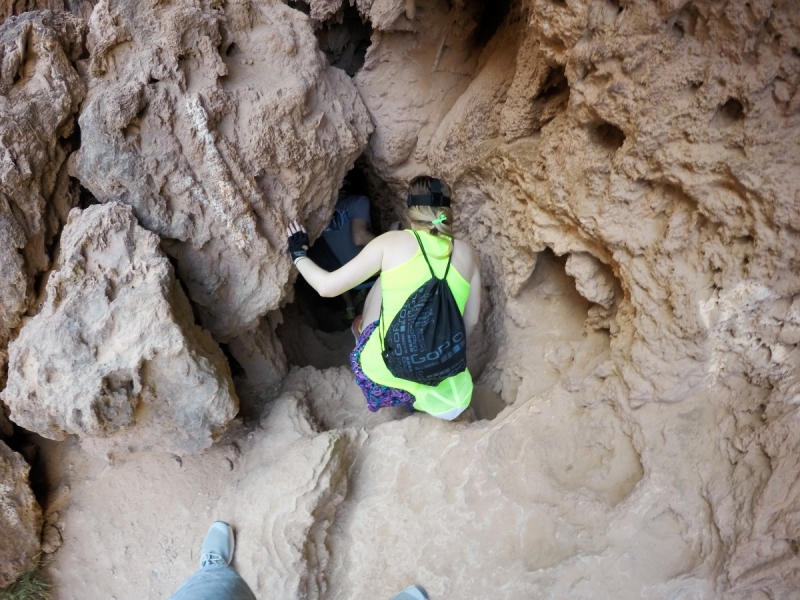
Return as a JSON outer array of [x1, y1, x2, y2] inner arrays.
[[379, 231, 467, 387]]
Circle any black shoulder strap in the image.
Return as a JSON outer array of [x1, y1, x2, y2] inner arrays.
[[412, 230, 452, 281], [380, 231, 454, 352]]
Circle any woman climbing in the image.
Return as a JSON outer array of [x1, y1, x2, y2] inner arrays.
[[287, 176, 481, 420]]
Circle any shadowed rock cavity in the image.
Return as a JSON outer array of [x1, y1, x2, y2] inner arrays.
[[289, 0, 373, 76], [276, 163, 382, 371]]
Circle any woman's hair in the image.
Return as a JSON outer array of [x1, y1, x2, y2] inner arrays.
[[406, 176, 453, 256]]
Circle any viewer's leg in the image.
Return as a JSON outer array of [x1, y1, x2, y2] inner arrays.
[[168, 565, 255, 600], [168, 522, 256, 600]]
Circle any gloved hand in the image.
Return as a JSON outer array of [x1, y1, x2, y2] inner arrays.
[[287, 221, 309, 264]]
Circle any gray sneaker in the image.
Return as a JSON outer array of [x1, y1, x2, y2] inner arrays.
[[391, 585, 429, 600], [199, 521, 235, 568]]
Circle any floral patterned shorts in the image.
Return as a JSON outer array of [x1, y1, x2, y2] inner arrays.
[[350, 320, 416, 412]]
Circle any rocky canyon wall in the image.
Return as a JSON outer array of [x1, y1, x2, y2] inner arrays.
[[1, 0, 799, 597], [353, 0, 800, 594]]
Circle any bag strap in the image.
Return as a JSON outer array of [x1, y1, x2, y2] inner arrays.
[[412, 230, 453, 281], [379, 299, 385, 352], [379, 231, 454, 352]]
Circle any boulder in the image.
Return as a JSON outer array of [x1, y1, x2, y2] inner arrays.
[[0, 440, 41, 589], [69, 0, 372, 342], [2, 203, 238, 456]]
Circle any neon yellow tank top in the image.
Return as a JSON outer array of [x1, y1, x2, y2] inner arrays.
[[360, 230, 473, 419]]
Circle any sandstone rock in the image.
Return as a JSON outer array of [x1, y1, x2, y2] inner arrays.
[[218, 394, 354, 599], [305, 0, 344, 23], [40, 522, 62, 555], [356, 0, 800, 594], [281, 364, 406, 430], [0, 10, 85, 386], [1, 2, 93, 25], [355, 0, 414, 31], [2, 0, 799, 597], [565, 251, 616, 310], [306, 0, 411, 31], [329, 384, 650, 599], [227, 311, 288, 388], [1, 203, 238, 455], [69, 0, 372, 343], [0, 440, 42, 589]]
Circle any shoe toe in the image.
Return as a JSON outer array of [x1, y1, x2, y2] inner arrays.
[[391, 585, 428, 600], [200, 521, 234, 565]]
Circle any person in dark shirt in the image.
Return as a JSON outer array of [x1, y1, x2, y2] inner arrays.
[[307, 180, 376, 321]]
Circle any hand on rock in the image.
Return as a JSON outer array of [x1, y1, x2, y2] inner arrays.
[[287, 220, 309, 264]]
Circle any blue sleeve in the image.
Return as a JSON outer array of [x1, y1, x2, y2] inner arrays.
[[345, 195, 371, 223]]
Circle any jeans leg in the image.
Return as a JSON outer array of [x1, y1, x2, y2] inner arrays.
[[167, 564, 257, 600]]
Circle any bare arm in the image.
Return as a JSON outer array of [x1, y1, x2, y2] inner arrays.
[[288, 220, 384, 298], [351, 218, 375, 247], [463, 266, 481, 340]]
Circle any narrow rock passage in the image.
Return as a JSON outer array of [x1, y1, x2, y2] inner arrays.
[[1, 0, 799, 597]]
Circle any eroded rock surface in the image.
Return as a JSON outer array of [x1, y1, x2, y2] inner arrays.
[[69, 0, 372, 342], [218, 395, 353, 599], [0, 440, 41, 589], [3, 0, 799, 598], [2, 203, 238, 455], [0, 10, 84, 386], [351, 0, 800, 595]]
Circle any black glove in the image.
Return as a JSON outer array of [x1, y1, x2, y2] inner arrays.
[[288, 230, 309, 264]]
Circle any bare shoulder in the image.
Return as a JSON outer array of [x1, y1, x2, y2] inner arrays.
[[379, 230, 420, 269], [452, 237, 479, 279], [454, 238, 477, 258]]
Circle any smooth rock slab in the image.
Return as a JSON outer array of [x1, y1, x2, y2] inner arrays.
[[2, 203, 238, 456], [0, 440, 42, 589]]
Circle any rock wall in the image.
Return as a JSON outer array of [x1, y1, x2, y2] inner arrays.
[[1, 203, 238, 456], [68, 0, 372, 342], [218, 395, 353, 599], [350, 0, 800, 594], [0, 440, 41, 588], [0, 10, 85, 387], [1, 0, 800, 597], [355, 0, 797, 379]]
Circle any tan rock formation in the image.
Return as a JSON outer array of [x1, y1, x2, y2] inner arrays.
[[1, 0, 799, 597], [68, 0, 372, 343], [1, 203, 238, 455], [227, 311, 288, 388], [0, 440, 42, 589], [218, 395, 354, 599], [353, 0, 800, 594], [0, 10, 85, 386], [1, 2, 94, 25]]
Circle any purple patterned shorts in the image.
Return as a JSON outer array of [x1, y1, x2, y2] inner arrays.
[[350, 320, 416, 412]]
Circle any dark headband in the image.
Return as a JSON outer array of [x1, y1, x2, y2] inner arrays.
[[407, 178, 451, 208]]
